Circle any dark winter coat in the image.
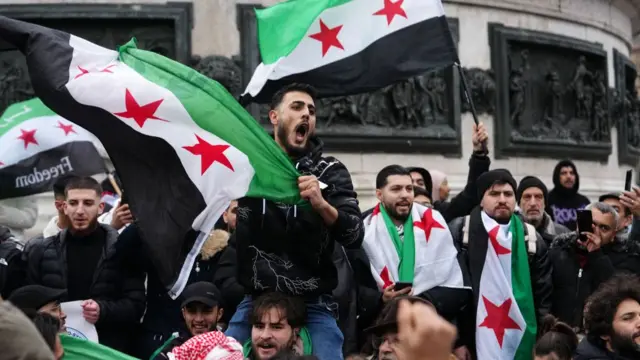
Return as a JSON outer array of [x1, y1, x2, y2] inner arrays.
[[235, 137, 364, 298], [24, 224, 145, 353], [548, 232, 615, 329], [575, 336, 637, 360], [116, 224, 240, 360]]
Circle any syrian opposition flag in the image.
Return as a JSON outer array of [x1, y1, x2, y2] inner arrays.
[[362, 203, 465, 295], [242, 0, 457, 103], [476, 211, 537, 359], [60, 334, 137, 360], [0, 98, 106, 199], [0, 16, 303, 297]]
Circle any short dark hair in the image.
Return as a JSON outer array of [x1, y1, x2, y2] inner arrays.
[[414, 186, 430, 199], [270, 83, 318, 111], [584, 273, 640, 338], [25, 311, 60, 352], [376, 165, 411, 189], [533, 315, 578, 360], [250, 292, 306, 329], [52, 175, 79, 198], [64, 176, 102, 197]]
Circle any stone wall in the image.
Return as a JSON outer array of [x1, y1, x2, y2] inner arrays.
[[0, 0, 636, 237]]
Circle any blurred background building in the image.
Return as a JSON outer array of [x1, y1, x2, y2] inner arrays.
[[1, 0, 640, 236]]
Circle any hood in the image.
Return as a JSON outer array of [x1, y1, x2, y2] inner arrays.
[[200, 229, 229, 261], [550, 230, 579, 250], [552, 159, 580, 194]]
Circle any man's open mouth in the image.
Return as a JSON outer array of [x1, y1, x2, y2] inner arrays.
[[294, 123, 309, 141]]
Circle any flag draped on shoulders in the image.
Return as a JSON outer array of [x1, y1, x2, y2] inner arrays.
[[0, 98, 105, 199], [60, 334, 137, 360], [362, 203, 465, 295], [476, 211, 537, 360], [243, 0, 458, 103], [0, 16, 304, 297]]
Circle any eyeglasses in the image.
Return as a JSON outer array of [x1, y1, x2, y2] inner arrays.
[[372, 334, 399, 348]]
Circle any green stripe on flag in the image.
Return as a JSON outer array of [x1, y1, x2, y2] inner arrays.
[[60, 334, 137, 360], [256, 0, 352, 64], [510, 216, 537, 360], [0, 98, 56, 138], [117, 39, 304, 205]]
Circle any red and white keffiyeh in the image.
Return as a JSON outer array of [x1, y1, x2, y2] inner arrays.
[[167, 331, 244, 360]]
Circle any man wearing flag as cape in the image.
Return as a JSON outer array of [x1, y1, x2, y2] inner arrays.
[[362, 164, 472, 357], [448, 170, 552, 359]]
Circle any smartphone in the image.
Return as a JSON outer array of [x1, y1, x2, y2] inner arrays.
[[576, 209, 593, 242], [120, 191, 129, 206], [625, 170, 633, 192], [394, 282, 413, 292]]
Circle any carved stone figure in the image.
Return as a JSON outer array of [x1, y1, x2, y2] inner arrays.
[[570, 56, 594, 120], [544, 71, 564, 126], [460, 68, 495, 115], [0, 60, 34, 113], [509, 50, 529, 129], [415, 72, 447, 126], [190, 55, 243, 97], [325, 96, 365, 127]]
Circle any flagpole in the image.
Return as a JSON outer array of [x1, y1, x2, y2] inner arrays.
[[455, 63, 479, 126]]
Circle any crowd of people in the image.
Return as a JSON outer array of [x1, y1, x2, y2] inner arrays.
[[1, 83, 640, 360]]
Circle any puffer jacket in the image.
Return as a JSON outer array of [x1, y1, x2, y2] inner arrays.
[[23, 224, 145, 353], [575, 336, 637, 360], [548, 231, 615, 329]]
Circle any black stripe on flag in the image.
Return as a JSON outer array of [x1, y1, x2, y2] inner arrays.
[[0, 141, 106, 199], [0, 16, 208, 291], [244, 15, 458, 104]]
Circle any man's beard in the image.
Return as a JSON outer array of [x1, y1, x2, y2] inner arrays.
[[610, 330, 640, 356], [384, 201, 412, 223], [524, 212, 543, 228], [277, 123, 310, 158], [252, 333, 297, 360]]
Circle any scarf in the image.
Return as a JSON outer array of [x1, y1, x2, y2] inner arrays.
[[167, 331, 243, 360], [363, 203, 465, 295]]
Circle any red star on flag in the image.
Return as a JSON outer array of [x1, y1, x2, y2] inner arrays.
[[309, 19, 344, 56], [374, 0, 408, 25], [479, 297, 521, 347], [488, 226, 511, 255], [379, 266, 393, 289], [17, 129, 38, 149], [413, 208, 445, 241], [114, 89, 168, 128], [183, 134, 235, 175], [56, 121, 77, 136], [74, 64, 117, 79]]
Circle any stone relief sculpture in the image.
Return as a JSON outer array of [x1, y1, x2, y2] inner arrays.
[[509, 50, 529, 129], [460, 67, 495, 115], [190, 55, 243, 98]]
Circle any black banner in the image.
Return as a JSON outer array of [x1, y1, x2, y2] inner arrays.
[[0, 141, 106, 199]]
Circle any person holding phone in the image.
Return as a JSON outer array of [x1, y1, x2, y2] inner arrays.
[[547, 202, 618, 332]]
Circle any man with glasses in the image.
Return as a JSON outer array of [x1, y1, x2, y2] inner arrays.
[[548, 202, 622, 333]]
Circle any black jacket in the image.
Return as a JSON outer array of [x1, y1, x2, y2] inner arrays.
[[24, 224, 145, 353], [116, 224, 241, 360], [535, 212, 571, 246], [448, 208, 552, 348], [361, 152, 491, 222], [0, 228, 25, 299], [235, 138, 364, 297], [575, 336, 637, 360], [602, 235, 640, 276], [548, 232, 615, 329], [546, 160, 591, 231]]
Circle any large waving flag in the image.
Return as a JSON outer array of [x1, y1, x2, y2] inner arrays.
[[0, 16, 303, 297], [242, 0, 458, 103], [0, 98, 106, 199], [60, 334, 137, 360]]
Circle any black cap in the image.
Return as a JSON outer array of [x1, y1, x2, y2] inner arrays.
[[364, 296, 434, 336], [516, 176, 549, 204], [180, 282, 223, 309], [8, 285, 67, 311]]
